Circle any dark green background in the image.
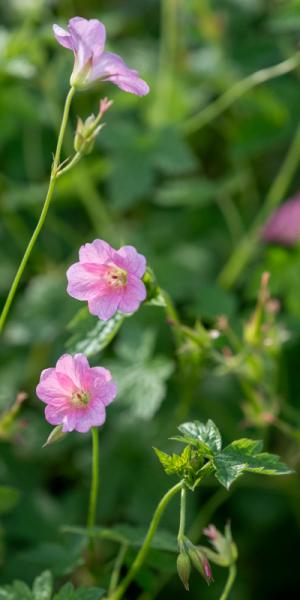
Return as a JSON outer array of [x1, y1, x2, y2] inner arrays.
[[0, 0, 300, 598]]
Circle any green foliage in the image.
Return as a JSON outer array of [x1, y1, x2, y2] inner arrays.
[[106, 328, 173, 421], [213, 438, 292, 489], [155, 420, 292, 490], [63, 524, 178, 553], [66, 308, 125, 357], [0, 572, 104, 600]]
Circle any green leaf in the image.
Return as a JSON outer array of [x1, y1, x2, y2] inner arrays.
[[214, 438, 293, 489], [107, 328, 173, 422], [42, 425, 66, 448], [53, 583, 74, 600], [178, 420, 222, 453], [154, 446, 190, 476], [74, 590, 106, 600], [66, 308, 125, 357], [0, 581, 32, 600], [32, 572, 53, 600], [53, 585, 105, 600]]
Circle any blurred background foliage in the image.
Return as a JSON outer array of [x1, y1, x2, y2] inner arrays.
[[1, 0, 300, 598]]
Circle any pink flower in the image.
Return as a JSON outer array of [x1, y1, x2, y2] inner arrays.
[[53, 17, 149, 96], [66, 240, 147, 321], [263, 193, 300, 246], [36, 353, 117, 433]]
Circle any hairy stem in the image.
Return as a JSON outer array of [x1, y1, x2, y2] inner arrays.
[[0, 86, 76, 333], [107, 481, 183, 600], [219, 563, 237, 600], [88, 427, 100, 529]]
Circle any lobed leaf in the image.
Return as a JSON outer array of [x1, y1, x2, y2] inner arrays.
[[66, 308, 125, 357]]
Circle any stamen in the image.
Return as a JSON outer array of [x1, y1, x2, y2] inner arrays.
[[71, 390, 90, 407]]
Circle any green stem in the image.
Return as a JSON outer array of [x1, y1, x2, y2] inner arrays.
[[218, 121, 300, 289], [219, 563, 237, 600], [151, 0, 181, 125], [177, 485, 186, 547], [183, 51, 300, 134], [88, 427, 100, 529], [0, 86, 76, 333], [107, 481, 183, 600], [108, 544, 128, 596]]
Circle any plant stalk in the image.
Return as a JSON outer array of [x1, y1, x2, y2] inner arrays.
[[0, 86, 76, 333]]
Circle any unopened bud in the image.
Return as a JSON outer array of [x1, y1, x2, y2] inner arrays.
[[74, 115, 104, 154], [188, 544, 213, 585], [99, 97, 113, 118], [177, 552, 191, 591], [43, 425, 66, 448]]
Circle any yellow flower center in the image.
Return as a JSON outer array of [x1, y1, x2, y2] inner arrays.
[[71, 390, 90, 407], [105, 264, 128, 288]]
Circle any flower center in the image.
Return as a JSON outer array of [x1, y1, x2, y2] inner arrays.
[[105, 264, 128, 288], [71, 390, 90, 408]]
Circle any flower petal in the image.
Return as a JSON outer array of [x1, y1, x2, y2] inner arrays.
[[74, 401, 106, 433], [118, 274, 146, 314], [69, 17, 106, 56], [53, 24, 74, 50], [67, 262, 108, 301], [89, 51, 150, 96], [116, 245, 147, 277], [88, 291, 122, 321], [79, 239, 113, 264]]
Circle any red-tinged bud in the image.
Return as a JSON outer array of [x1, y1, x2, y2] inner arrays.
[[177, 552, 191, 591], [99, 97, 113, 118], [187, 544, 213, 585]]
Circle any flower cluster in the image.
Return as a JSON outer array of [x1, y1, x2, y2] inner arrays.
[[37, 17, 149, 434]]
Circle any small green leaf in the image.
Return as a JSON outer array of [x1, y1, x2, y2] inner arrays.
[[53, 583, 74, 600], [178, 420, 222, 453], [214, 437, 293, 489], [66, 308, 125, 357], [32, 572, 53, 600], [154, 446, 190, 476], [43, 425, 66, 448]]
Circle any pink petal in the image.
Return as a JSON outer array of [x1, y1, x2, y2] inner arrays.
[[89, 51, 150, 96], [79, 240, 114, 264], [66, 262, 106, 301], [68, 17, 106, 56], [90, 379, 117, 407], [74, 401, 106, 433], [36, 370, 72, 405], [118, 275, 146, 314], [88, 291, 122, 321], [53, 24, 74, 50], [116, 245, 146, 277]]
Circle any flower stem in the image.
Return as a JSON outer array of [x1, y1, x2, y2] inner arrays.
[[218, 120, 300, 289], [183, 51, 300, 134], [88, 427, 100, 529], [108, 543, 128, 596], [107, 481, 183, 600], [219, 563, 237, 600], [0, 86, 76, 333], [177, 485, 186, 548]]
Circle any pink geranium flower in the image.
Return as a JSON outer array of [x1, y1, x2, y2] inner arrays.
[[53, 17, 149, 95], [36, 353, 117, 433], [263, 193, 300, 246], [66, 240, 147, 321]]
